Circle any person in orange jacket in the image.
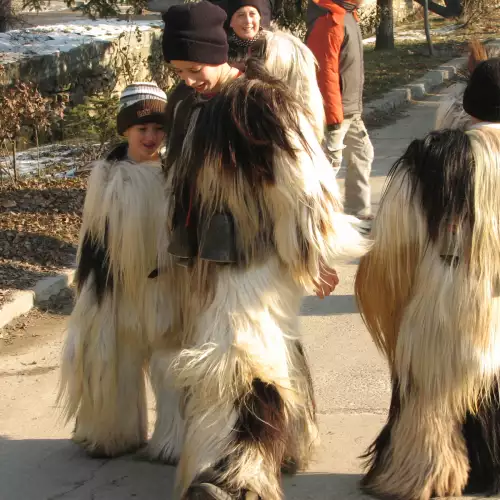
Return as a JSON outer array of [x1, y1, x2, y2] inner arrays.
[[306, 0, 374, 230]]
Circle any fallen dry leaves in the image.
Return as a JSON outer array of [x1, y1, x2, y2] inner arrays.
[[0, 177, 86, 306]]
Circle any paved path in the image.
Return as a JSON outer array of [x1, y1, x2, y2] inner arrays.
[[0, 86, 480, 500]]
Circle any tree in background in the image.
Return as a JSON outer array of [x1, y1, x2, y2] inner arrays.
[[422, 0, 434, 56], [0, 0, 12, 31], [375, 0, 395, 50]]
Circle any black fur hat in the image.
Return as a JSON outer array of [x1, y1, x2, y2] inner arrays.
[[162, 1, 229, 64], [463, 57, 500, 123]]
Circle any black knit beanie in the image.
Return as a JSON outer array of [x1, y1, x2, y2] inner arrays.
[[162, 1, 229, 65], [463, 58, 500, 123], [227, 0, 271, 28], [116, 82, 167, 135]]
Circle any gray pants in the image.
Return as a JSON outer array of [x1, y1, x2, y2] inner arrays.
[[325, 114, 374, 217]]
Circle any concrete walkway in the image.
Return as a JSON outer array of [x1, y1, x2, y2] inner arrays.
[[0, 86, 481, 500]]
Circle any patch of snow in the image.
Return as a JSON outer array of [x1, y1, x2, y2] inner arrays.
[[0, 19, 163, 64], [0, 142, 94, 176]]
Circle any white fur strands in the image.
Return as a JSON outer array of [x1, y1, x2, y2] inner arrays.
[[256, 30, 326, 141], [356, 128, 500, 499], [59, 159, 172, 457], [168, 258, 318, 499]]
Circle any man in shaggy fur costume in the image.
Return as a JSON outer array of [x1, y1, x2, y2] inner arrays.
[[149, 3, 368, 499], [59, 5, 368, 498], [355, 64, 500, 498]]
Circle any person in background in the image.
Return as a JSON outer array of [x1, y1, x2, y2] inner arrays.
[[225, 0, 272, 66], [306, 0, 374, 232]]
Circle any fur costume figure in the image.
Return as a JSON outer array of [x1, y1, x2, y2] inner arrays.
[[355, 127, 500, 499], [435, 40, 500, 130], [58, 148, 172, 457], [150, 62, 368, 500]]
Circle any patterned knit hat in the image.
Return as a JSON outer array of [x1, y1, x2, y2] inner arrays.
[[117, 82, 167, 135], [463, 58, 500, 123], [162, 1, 229, 64]]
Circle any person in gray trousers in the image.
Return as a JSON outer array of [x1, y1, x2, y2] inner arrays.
[[306, 0, 374, 230]]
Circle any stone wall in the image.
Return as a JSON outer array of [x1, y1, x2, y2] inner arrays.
[[1, 26, 171, 103]]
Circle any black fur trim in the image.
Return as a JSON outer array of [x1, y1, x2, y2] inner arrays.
[[75, 224, 113, 305], [385, 129, 475, 244], [235, 378, 286, 446], [360, 379, 402, 492], [463, 382, 500, 495]]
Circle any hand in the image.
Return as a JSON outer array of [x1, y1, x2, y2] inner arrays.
[[314, 263, 339, 299]]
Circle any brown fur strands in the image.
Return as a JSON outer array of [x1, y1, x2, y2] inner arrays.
[[357, 128, 500, 499], [468, 39, 489, 73], [190, 68, 311, 189]]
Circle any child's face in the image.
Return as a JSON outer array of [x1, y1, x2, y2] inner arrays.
[[230, 6, 260, 40], [124, 122, 165, 163], [170, 61, 223, 94]]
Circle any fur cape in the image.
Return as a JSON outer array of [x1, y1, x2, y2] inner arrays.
[[159, 68, 368, 499], [58, 155, 172, 457], [355, 127, 500, 499]]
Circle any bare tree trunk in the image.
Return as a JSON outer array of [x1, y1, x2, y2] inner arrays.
[[423, 0, 434, 56], [12, 140, 17, 183], [375, 0, 395, 51], [0, 0, 12, 32]]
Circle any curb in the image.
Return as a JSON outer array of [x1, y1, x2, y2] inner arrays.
[[0, 269, 76, 329], [363, 55, 468, 122]]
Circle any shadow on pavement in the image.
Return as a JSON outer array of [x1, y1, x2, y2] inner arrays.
[[0, 436, 370, 500], [301, 294, 358, 316]]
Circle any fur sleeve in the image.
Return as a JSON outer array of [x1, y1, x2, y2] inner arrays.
[[264, 113, 369, 289]]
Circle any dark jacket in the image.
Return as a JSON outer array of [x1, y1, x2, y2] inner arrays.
[[306, 0, 364, 127]]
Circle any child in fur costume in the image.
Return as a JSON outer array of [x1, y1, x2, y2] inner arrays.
[[355, 122, 500, 497], [58, 82, 170, 458], [149, 2, 368, 499]]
